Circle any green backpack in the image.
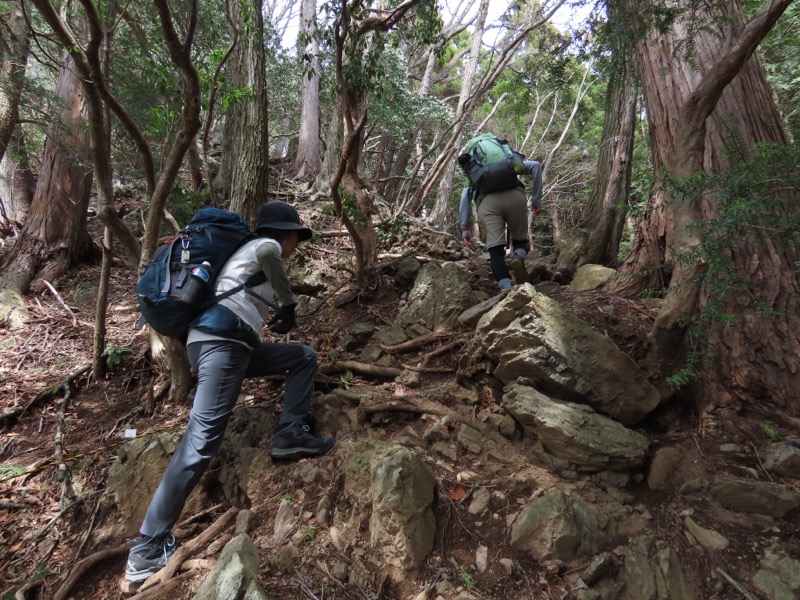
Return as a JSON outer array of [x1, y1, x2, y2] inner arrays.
[[457, 133, 525, 193]]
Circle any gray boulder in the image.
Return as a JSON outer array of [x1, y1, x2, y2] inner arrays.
[[340, 440, 436, 569], [568, 264, 617, 291], [711, 476, 800, 518], [510, 490, 601, 560], [193, 534, 268, 600], [762, 442, 800, 478], [475, 284, 660, 425], [503, 383, 649, 472], [394, 262, 474, 332]]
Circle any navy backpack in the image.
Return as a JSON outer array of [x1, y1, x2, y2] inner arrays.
[[136, 207, 269, 338]]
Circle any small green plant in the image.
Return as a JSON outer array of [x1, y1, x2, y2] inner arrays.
[[339, 370, 353, 390], [300, 525, 317, 541], [458, 566, 474, 590], [104, 345, 125, 370], [279, 494, 294, 504], [759, 423, 783, 443], [0, 465, 26, 478]]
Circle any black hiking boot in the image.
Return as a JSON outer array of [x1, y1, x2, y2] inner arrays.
[[271, 422, 335, 460], [125, 532, 179, 583]]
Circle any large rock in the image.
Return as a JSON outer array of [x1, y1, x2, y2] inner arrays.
[[503, 383, 649, 472], [105, 432, 207, 537], [762, 442, 800, 478], [393, 262, 474, 332], [711, 476, 800, 518], [475, 284, 660, 425], [568, 264, 617, 291], [510, 490, 601, 560], [340, 440, 436, 569], [193, 534, 268, 600], [621, 535, 691, 600]]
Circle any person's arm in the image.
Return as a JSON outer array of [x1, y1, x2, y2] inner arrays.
[[522, 160, 543, 214], [459, 187, 474, 245], [255, 241, 297, 306]]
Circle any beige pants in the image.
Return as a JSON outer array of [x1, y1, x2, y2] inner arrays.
[[477, 188, 528, 249]]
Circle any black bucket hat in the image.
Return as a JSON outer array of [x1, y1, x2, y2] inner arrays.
[[254, 201, 312, 241]]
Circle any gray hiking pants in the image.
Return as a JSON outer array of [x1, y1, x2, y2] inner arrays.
[[139, 339, 317, 537]]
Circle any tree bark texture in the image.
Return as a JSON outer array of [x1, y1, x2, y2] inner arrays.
[[0, 50, 93, 303], [635, 0, 799, 412], [558, 50, 637, 272], [0, 129, 35, 226], [0, 2, 29, 165], [224, 0, 269, 227], [614, 0, 787, 296], [294, 0, 322, 178]]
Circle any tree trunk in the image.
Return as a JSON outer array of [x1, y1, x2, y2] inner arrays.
[[310, 104, 342, 198], [611, 0, 787, 296], [0, 49, 94, 326], [0, 129, 35, 227], [557, 50, 637, 272], [636, 0, 798, 413], [427, 0, 489, 228], [0, 2, 29, 165], [224, 0, 269, 226], [294, 0, 321, 178]]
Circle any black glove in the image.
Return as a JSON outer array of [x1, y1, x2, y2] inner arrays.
[[268, 304, 296, 334]]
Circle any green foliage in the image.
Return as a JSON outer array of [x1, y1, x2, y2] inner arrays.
[[376, 214, 410, 246], [0, 465, 26, 478], [300, 525, 317, 542], [339, 370, 354, 390], [279, 494, 294, 504], [370, 48, 452, 144], [458, 566, 475, 590], [104, 345, 125, 371], [759, 423, 783, 444], [341, 192, 366, 226], [663, 141, 800, 388], [744, 1, 800, 140]]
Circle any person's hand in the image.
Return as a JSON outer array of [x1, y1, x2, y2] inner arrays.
[[461, 226, 473, 247], [268, 304, 296, 334], [532, 206, 542, 216]]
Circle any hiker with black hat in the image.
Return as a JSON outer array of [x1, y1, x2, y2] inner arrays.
[[125, 200, 333, 584]]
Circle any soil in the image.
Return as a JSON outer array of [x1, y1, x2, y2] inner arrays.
[[1, 203, 797, 600]]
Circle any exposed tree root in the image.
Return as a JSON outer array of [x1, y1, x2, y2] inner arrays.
[[320, 360, 402, 379], [0, 363, 92, 426], [52, 543, 128, 600], [138, 507, 237, 591]]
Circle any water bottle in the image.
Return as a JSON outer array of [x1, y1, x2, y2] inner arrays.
[[191, 261, 212, 284], [176, 261, 212, 304]]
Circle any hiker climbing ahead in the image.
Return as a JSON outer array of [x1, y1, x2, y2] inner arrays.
[[457, 133, 543, 291], [126, 201, 333, 584]]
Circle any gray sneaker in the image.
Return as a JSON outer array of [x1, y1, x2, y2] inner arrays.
[[125, 532, 178, 583], [271, 423, 334, 460]]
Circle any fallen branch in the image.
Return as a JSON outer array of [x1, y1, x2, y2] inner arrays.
[[716, 568, 758, 600], [358, 399, 450, 423], [52, 543, 128, 600], [320, 360, 402, 379], [0, 363, 92, 426], [139, 506, 237, 590], [417, 337, 468, 366], [39, 279, 77, 326], [380, 332, 453, 353], [54, 386, 77, 506]]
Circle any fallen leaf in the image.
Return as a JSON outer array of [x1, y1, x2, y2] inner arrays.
[[449, 483, 466, 501]]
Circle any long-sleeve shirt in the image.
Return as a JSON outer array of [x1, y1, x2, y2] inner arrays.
[[459, 159, 543, 230]]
